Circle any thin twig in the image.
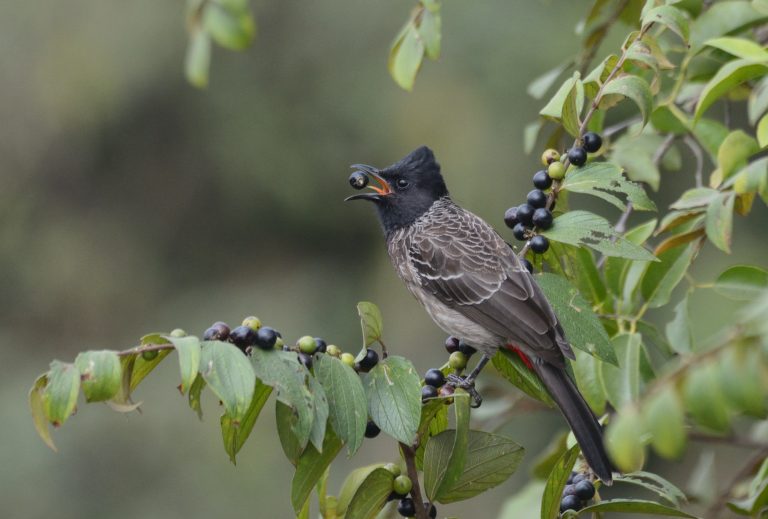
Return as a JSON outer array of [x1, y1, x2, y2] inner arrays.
[[401, 443, 428, 519], [603, 116, 641, 138], [117, 343, 174, 357], [652, 133, 676, 166], [705, 446, 768, 518], [683, 135, 704, 188]]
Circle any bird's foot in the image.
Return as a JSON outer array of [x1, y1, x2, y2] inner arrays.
[[446, 374, 483, 408]]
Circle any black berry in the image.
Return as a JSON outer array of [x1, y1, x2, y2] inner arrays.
[[572, 473, 587, 485], [358, 348, 379, 372], [583, 132, 603, 153], [421, 385, 438, 401], [254, 326, 278, 350], [517, 204, 535, 226], [533, 170, 553, 190], [560, 494, 582, 512], [203, 321, 230, 341], [563, 484, 576, 496], [574, 480, 595, 500], [444, 336, 460, 353], [567, 471, 576, 484], [314, 337, 327, 353], [298, 352, 313, 370], [458, 340, 477, 356], [349, 171, 369, 189], [530, 235, 550, 254], [512, 223, 527, 241], [424, 502, 437, 519], [424, 369, 446, 388], [397, 498, 416, 517], [532, 208, 553, 229], [527, 189, 547, 208], [503, 206, 519, 229], [522, 258, 534, 273], [229, 325, 256, 350], [364, 420, 380, 438], [567, 147, 587, 167]]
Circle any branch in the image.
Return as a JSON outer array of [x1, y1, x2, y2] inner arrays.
[[401, 443, 428, 519], [683, 135, 704, 188], [117, 343, 174, 357], [689, 432, 768, 450]]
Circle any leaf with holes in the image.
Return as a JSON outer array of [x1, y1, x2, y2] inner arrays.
[[561, 162, 656, 211]]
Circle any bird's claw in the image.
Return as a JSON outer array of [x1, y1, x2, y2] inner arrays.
[[446, 374, 483, 408]]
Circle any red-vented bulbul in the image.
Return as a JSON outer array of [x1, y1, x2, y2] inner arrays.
[[346, 146, 613, 484]]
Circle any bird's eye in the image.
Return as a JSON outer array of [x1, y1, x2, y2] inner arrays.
[[396, 179, 409, 189]]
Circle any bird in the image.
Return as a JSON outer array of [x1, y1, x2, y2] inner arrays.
[[345, 145, 613, 484]]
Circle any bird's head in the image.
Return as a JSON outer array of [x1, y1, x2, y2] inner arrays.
[[345, 146, 448, 233]]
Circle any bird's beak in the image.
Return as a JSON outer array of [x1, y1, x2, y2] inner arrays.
[[345, 164, 392, 202]]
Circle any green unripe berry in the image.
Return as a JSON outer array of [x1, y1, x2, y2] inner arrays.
[[449, 351, 468, 370], [142, 349, 159, 361], [393, 475, 413, 495], [242, 316, 262, 331], [326, 345, 342, 357], [541, 148, 560, 166], [170, 328, 187, 337], [274, 336, 285, 350], [297, 335, 318, 354], [547, 161, 566, 180], [341, 353, 356, 368], [384, 463, 401, 477]]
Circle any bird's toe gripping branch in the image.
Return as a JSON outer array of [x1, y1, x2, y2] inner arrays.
[[446, 373, 483, 408]]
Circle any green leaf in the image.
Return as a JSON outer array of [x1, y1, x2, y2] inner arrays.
[[185, 28, 211, 88], [536, 273, 618, 365], [291, 429, 343, 514], [424, 391, 470, 501], [604, 219, 657, 302], [705, 36, 768, 60], [714, 265, 768, 300], [366, 356, 421, 445], [561, 162, 656, 212], [415, 399, 450, 469], [74, 350, 121, 402], [642, 6, 690, 42], [202, 2, 255, 51], [705, 192, 735, 253], [729, 473, 768, 515], [605, 409, 646, 473], [651, 104, 691, 135], [357, 301, 384, 348], [759, 114, 768, 148], [166, 335, 201, 394], [644, 389, 687, 459], [692, 118, 730, 163], [541, 210, 657, 261], [314, 354, 368, 456], [540, 75, 584, 137], [600, 333, 642, 408], [276, 401, 305, 465], [531, 431, 568, 480], [615, 471, 688, 506], [670, 187, 721, 210], [345, 467, 395, 519], [388, 23, 424, 91], [600, 75, 653, 128], [577, 499, 697, 517], [717, 130, 759, 181], [221, 380, 272, 463], [641, 243, 697, 308], [131, 333, 173, 391], [665, 294, 693, 354], [527, 62, 569, 100], [690, 0, 768, 52], [492, 349, 554, 405], [200, 340, 256, 423], [694, 59, 768, 122], [307, 374, 329, 452], [540, 444, 580, 519], [719, 346, 767, 417], [418, 5, 441, 60], [188, 374, 206, 420], [436, 430, 524, 503], [572, 348, 607, 415], [29, 374, 56, 451], [730, 157, 768, 203], [42, 361, 81, 427], [564, 245, 607, 305], [337, 464, 386, 516], [684, 362, 731, 433], [749, 76, 768, 125], [498, 481, 545, 518]]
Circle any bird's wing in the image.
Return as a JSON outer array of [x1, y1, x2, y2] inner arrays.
[[407, 206, 572, 363]]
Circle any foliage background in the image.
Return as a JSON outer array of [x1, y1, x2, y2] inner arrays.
[[2, 1, 767, 517]]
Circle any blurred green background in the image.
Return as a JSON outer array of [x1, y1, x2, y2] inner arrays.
[[3, 1, 767, 518]]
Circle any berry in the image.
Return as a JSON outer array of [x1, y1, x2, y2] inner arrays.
[[560, 494, 582, 512], [516, 203, 534, 226], [365, 420, 380, 438], [397, 498, 416, 517], [527, 189, 547, 209], [274, 336, 285, 349], [421, 385, 438, 401], [254, 326, 278, 350], [424, 368, 446, 388], [203, 321, 230, 341], [444, 336, 460, 354], [583, 131, 603, 153], [533, 170, 553, 190], [326, 344, 341, 357], [547, 161, 566, 180], [341, 353, 356, 368], [349, 171, 369, 189], [449, 351, 468, 370], [314, 337, 327, 353], [297, 336, 317, 354], [438, 384, 455, 397], [503, 206, 519, 229], [571, 473, 587, 484], [393, 475, 413, 495], [532, 208, 553, 229], [522, 258, 534, 273], [230, 325, 256, 350], [170, 328, 187, 337], [563, 484, 576, 496], [424, 502, 437, 519], [298, 352, 313, 370], [142, 349, 159, 361], [574, 480, 595, 500], [530, 235, 550, 254], [541, 148, 560, 166], [567, 147, 587, 167], [384, 463, 402, 477], [241, 316, 262, 331], [512, 223, 528, 241], [458, 340, 477, 356], [358, 348, 379, 372]]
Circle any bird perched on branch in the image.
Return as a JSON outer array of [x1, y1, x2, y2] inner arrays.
[[346, 146, 613, 484]]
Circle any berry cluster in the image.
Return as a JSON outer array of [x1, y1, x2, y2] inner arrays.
[[382, 464, 436, 518], [504, 132, 603, 260], [560, 471, 596, 513]]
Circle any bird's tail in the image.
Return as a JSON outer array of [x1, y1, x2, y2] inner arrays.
[[533, 360, 614, 485]]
